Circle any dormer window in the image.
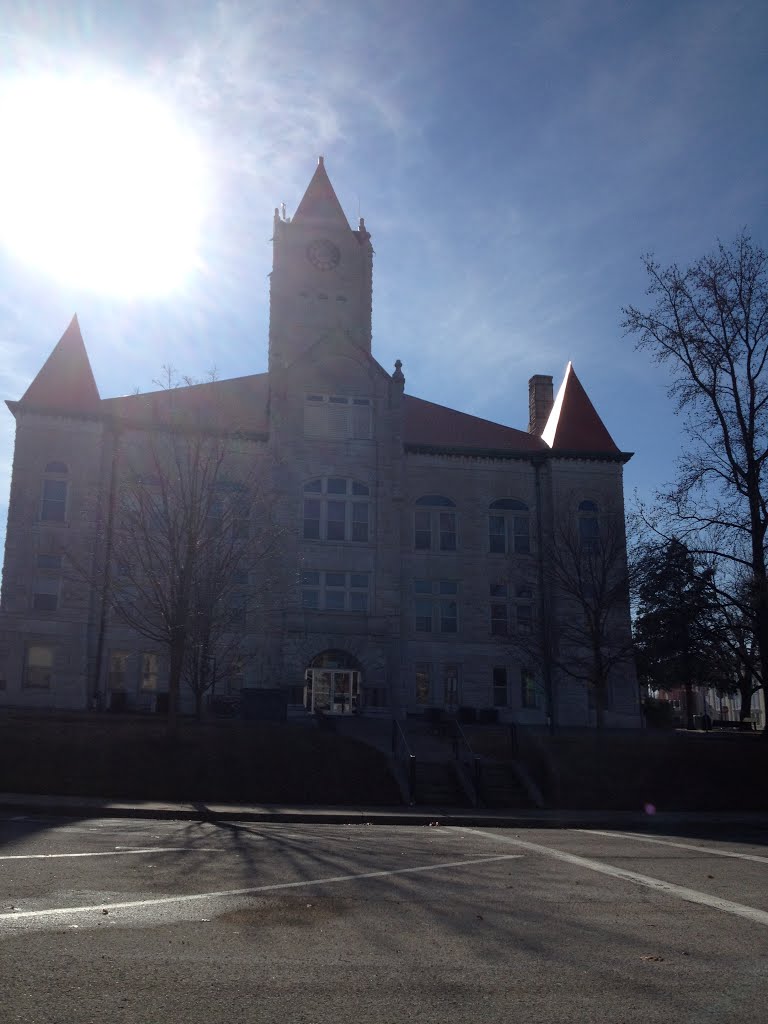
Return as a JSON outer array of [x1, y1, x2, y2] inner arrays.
[[304, 394, 373, 440]]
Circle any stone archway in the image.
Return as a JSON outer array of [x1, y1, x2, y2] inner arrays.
[[304, 649, 362, 714]]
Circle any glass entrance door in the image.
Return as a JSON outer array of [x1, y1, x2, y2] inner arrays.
[[306, 668, 360, 714]]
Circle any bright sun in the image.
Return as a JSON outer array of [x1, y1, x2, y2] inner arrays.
[[0, 72, 207, 297]]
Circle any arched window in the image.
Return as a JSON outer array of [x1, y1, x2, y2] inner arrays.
[[40, 462, 68, 522], [414, 495, 456, 551], [303, 478, 370, 543], [489, 499, 530, 554], [578, 500, 600, 549]]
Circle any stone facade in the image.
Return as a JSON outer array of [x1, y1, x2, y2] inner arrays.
[[0, 159, 641, 728]]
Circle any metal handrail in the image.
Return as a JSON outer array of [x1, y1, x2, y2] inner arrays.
[[391, 718, 416, 805], [452, 720, 481, 805]]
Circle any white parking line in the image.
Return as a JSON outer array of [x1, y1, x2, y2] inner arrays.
[[463, 828, 768, 927], [577, 829, 768, 865], [0, 847, 223, 861], [0, 853, 522, 922]]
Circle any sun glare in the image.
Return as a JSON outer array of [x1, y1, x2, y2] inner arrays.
[[0, 72, 207, 297]]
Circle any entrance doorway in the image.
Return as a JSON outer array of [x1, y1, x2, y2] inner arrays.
[[304, 650, 361, 714]]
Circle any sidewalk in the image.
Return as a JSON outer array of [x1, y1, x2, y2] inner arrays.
[[1, 792, 767, 830]]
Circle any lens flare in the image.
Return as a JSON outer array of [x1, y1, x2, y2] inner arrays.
[[0, 72, 207, 297]]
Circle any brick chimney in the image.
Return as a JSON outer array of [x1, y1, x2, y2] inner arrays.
[[528, 374, 554, 435]]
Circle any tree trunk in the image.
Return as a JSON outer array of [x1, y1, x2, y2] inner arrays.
[[684, 679, 695, 730], [739, 681, 753, 722], [167, 637, 185, 737]]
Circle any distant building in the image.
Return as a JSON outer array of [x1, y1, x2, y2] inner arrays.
[[0, 159, 640, 727]]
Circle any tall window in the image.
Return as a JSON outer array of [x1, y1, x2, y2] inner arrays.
[[521, 669, 538, 709], [304, 394, 373, 439], [25, 645, 54, 689], [414, 580, 458, 633], [415, 663, 431, 704], [303, 478, 370, 543], [578, 500, 600, 549], [443, 664, 460, 707], [108, 651, 130, 691], [141, 653, 159, 691], [489, 499, 530, 554], [489, 583, 533, 636], [32, 576, 59, 612], [301, 571, 369, 612], [414, 495, 457, 551], [492, 666, 508, 707], [41, 462, 68, 522]]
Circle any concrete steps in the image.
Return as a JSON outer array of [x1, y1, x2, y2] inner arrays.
[[479, 762, 534, 808], [413, 760, 471, 807]]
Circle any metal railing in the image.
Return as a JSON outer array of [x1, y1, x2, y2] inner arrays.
[[391, 718, 417, 805], [452, 720, 481, 806]]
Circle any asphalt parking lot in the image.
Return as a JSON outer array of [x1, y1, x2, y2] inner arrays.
[[1, 814, 767, 1023]]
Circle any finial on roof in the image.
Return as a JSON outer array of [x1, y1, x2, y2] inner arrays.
[[392, 359, 405, 385], [318, 155, 324, 165]]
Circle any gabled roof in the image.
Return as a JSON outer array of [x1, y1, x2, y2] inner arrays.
[[404, 395, 547, 454], [100, 373, 270, 435], [292, 156, 350, 228], [541, 362, 618, 453], [19, 315, 101, 414]]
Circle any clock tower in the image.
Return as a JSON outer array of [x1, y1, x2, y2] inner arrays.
[[268, 157, 373, 372]]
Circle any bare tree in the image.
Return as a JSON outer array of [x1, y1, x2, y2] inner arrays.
[[623, 233, 768, 731], [103, 373, 281, 731], [548, 506, 636, 729], [710, 574, 763, 721], [504, 502, 636, 730]]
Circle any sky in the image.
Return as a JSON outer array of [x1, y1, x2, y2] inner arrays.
[[0, 0, 766, 540]]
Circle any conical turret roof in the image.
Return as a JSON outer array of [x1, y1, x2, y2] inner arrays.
[[541, 362, 618, 453], [292, 156, 350, 227], [20, 315, 101, 414]]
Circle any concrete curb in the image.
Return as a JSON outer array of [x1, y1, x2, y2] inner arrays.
[[1, 793, 767, 830]]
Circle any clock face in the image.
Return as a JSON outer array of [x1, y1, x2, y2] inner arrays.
[[306, 238, 341, 270]]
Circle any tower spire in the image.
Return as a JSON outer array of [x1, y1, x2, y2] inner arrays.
[[292, 156, 350, 227], [20, 315, 101, 414], [541, 363, 618, 452]]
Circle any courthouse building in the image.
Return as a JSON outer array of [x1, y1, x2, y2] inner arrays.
[[0, 158, 640, 727]]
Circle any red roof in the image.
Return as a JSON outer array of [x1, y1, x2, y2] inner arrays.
[[20, 315, 101, 414], [14, 318, 616, 460], [292, 157, 350, 227], [101, 373, 270, 434], [541, 363, 618, 453], [404, 395, 546, 453]]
